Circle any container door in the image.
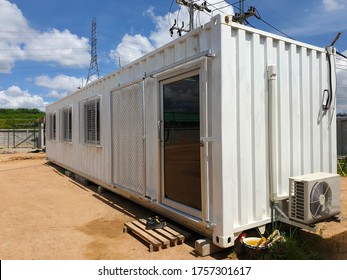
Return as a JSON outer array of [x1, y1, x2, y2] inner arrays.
[[160, 71, 201, 217]]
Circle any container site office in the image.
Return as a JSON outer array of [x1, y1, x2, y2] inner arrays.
[[46, 14, 340, 249]]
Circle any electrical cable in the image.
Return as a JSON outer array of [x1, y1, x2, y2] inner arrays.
[[0, 47, 88, 52], [224, 1, 296, 40], [323, 47, 337, 111], [253, 8, 295, 40], [207, 1, 233, 14], [224, 0, 243, 12], [337, 51, 347, 60]]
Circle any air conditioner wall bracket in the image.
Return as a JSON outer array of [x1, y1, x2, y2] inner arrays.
[[273, 204, 317, 232]]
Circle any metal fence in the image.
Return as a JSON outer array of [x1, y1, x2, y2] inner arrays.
[[0, 120, 45, 149], [337, 116, 347, 156]]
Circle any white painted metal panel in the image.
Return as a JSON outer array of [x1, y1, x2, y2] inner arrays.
[[212, 16, 336, 245], [46, 77, 114, 184]]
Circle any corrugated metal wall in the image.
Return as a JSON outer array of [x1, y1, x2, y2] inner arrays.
[[46, 19, 214, 189], [46, 78, 113, 184], [218, 19, 336, 231]]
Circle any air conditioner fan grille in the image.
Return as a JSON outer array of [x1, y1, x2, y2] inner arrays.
[[310, 181, 332, 219]]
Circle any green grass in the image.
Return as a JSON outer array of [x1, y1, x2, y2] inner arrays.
[[0, 108, 45, 129], [260, 227, 319, 260], [337, 157, 347, 176], [234, 224, 321, 260]]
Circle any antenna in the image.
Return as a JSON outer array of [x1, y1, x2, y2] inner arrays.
[[170, 0, 211, 37], [86, 17, 100, 84]]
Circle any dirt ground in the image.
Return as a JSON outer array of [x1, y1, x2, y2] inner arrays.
[[0, 151, 346, 260]]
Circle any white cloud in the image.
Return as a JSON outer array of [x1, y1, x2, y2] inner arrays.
[[0, 86, 47, 111], [47, 90, 68, 99], [266, 1, 347, 39], [323, 0, 347, 11], [35, 74, 82, 92], [109, 34, 155, 66], [23, 29, 90, 67], [0, 0, 90, 73], [34, 74, 84, 100], [109, 0, 233, 66]]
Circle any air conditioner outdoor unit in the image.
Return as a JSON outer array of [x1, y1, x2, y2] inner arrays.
[[289, 172, 340, 225]]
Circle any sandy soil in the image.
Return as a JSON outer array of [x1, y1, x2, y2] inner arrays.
[[0, 152, 346, 260]]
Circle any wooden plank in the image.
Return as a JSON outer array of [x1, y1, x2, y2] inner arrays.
[[153, 228, 177, 246], [125, 219, 191, 251], [124, 222, 162, 252], [166, 222, 191, 240], [138, 218, 189, 245], [132, 220, 170, 248], [138, 219, 177, 246], [162, 227, 185, 244]]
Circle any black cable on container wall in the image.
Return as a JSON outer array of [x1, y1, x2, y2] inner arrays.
[[337, 51, 347, 60]]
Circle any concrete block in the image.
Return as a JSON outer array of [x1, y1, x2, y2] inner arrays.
[[73, 174, 89, 186], [97, 186, 108, 194], [195, 238, 225, 257], [64, 171, 74, 178]]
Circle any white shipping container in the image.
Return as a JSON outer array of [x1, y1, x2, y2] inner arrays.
[[46, 14, 338, 248]]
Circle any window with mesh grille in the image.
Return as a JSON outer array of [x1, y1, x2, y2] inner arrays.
[[62, 106, 72, 142], [48, 112, 56, 141], [81, 97, 100, 145]]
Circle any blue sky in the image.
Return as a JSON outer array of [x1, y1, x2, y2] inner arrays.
[[1, 0, 347, 112]]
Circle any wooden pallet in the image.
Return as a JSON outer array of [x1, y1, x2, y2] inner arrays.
[[123, 218, 191, 252]]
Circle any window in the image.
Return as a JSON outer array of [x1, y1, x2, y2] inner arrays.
[[62, 106, 72, 142], [81, 97, 100, 145], [48, 112, 56, 141]]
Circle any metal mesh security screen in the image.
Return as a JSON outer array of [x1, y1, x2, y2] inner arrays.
[[80, 97, 100, 145], [48, 112, 56, 141], [111, 82, 145, 195], [62, 106, 72, 142]]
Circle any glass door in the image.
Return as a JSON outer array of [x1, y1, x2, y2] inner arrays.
[[160, 72, 201, 216]]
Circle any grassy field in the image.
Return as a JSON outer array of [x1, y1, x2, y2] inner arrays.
[[0, 108, 45, 129]]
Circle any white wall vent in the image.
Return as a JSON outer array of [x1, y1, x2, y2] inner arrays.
[[289, 173, 340, 225]]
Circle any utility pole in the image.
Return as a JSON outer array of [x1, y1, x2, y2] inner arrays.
[[240, 0, 245, 16], [86, 17, 100, 84], [232, 1, 258, 25], [170, 1, 211, 37]]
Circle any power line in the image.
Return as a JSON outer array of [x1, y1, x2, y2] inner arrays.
[[224, 0, 243, 11], [0, 36, 86, 40], [337, 51, 347, 60], [251, 7, 294, 40], [0, 53, 88, 58], [225, 1, 296, 39], [257, 18, 294, 39], [170, 1, 212, 36], [0, 47, 88, 52]]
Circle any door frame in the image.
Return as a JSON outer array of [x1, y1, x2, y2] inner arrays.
[[159, 66, 208, 219]]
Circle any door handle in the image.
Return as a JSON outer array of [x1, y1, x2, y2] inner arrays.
[[158, 120, 162, 141]]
